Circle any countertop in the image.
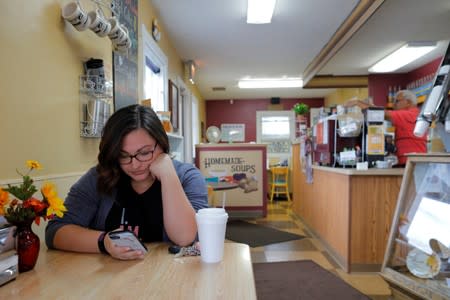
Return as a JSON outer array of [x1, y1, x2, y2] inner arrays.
[[312, 165, 404, 176]]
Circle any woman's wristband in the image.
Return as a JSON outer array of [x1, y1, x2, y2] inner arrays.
[[98, 231, 109, 255]]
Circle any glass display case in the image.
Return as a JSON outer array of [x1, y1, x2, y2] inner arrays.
[[381, 154, 450, 299]]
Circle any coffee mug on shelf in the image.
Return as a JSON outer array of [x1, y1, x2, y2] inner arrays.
[[108, 17, 128, 45], [114, 33, 132, 52], [88, 9, 111, 37], [61, 1, 90, 31]]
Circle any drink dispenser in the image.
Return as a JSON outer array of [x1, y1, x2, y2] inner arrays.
[[364, 107, 385, 166]]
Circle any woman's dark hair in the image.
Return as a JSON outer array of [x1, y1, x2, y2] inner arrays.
[[96, 104, 170, 194]]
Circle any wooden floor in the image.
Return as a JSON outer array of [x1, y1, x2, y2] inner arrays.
[[244, 200, 392, 300]]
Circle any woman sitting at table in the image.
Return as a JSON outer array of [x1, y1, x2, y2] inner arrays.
[[45, 105, 208, 260]]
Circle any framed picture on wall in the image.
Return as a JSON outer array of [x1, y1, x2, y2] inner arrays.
[[168, 80, 179, 130]]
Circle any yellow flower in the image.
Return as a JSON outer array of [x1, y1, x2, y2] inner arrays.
[[0, 188, 10, 215], [26, 160, 42, 170], [41, 182, 57, 199], [41, 183, 67, 218], [2, 161, 66, 225]]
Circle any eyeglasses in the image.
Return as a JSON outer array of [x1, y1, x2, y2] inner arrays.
[[119, 143, 158, 164]]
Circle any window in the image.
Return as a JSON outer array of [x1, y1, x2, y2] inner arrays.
[[256, 111, 295, 142], [140, 24, 168, 112]]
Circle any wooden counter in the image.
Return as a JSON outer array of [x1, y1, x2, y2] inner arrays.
[[291, 143, 403, 272], [0, 243, 256, 299]]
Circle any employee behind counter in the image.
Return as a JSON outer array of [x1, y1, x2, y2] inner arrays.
[[345, 89, 427, 167]]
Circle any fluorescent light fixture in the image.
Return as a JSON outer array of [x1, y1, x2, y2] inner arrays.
[[247, 0, 277, 24], [238, 78, 303, 89], [369, 42, 437, 73]]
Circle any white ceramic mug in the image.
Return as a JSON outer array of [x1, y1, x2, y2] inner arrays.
[[88, 9, 111, 37], [114, 32, 132, 52], [108, 17, 128, 45], [61, 1, 90, 31]]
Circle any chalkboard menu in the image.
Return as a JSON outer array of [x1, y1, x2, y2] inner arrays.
[[112, 0, 138, 110]]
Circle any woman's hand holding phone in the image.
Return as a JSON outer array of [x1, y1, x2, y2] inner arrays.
[[104, 230, 148, 260]]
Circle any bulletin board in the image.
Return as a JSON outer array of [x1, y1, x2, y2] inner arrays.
[[221, 123, 245, 142], [112, 0, 138, 110]]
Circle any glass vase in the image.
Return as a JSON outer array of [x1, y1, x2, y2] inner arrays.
[[15, 220, 40, 272]]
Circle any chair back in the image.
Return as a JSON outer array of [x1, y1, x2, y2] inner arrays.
[[271, 166, 289, 183]]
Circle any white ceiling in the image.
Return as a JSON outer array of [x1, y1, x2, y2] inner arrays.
[[151, 0, 450, 100]]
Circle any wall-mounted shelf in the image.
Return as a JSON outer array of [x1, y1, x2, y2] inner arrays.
[[167, 133, 184, 161], [79, 75, 112, 138]]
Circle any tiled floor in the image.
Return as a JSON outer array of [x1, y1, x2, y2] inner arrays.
[[243, 200, 393, 300]]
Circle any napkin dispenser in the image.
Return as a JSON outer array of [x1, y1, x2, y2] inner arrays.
[[0, 220, 18, 286]]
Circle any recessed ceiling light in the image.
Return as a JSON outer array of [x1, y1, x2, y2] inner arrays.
[[238, 78, 303, 89]]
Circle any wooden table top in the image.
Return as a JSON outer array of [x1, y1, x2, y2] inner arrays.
[[0, 242, 256, 299]]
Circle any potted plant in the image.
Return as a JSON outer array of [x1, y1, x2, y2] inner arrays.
[[292, 103, 309, 123]]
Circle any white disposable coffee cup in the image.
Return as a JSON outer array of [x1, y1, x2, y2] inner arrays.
[[197, 208, 226, 215], [61, 1, 90, 31], [196, 208, 228, 263], [88, 9, 111, 37]]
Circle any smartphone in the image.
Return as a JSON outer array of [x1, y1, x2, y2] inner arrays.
[[108, 231, 148, 253]]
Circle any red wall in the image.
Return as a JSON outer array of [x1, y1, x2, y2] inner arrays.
[[368, 57, 442, 106], [407, 56, 441, 83], [368, 74, 408, 106], [205, 98, 324, 142]]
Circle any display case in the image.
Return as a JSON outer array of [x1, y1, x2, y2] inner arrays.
[[381, 153, 450, 299]]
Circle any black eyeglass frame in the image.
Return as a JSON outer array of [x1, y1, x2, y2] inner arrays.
[[119, 142, 158, 165]]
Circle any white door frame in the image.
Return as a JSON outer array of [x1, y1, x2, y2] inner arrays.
[[177, 76, 193, 164]]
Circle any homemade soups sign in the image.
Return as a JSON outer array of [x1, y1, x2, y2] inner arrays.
[[198, 148, 266, 208]]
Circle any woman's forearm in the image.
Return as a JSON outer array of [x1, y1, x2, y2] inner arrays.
[[160, 172, 197, 245], [53, 224, 103, 253]]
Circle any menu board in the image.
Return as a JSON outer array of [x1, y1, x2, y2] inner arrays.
[[112, 0, 138, 110]]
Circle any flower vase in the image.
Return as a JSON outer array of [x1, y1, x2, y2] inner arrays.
[[15, 220, 40, 272], [296, 114, 307, 123]]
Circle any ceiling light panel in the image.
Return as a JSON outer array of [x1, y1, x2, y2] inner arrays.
[[238, 78, 303, 89], [247, 0, 277, 24], [369, 42, 437, 73]]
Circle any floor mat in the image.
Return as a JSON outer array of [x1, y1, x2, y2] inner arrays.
[[253, 260, 370, 300], [225, 220, 304, 247]]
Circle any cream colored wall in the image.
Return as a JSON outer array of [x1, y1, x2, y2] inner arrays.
[[0, 0, 205, 184], [139, 0, 206, 148], [0, 0, 111, 179], [324, 88, 368, 107]]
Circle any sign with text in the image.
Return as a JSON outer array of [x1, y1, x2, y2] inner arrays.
[[195, 145, 267, 217]]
